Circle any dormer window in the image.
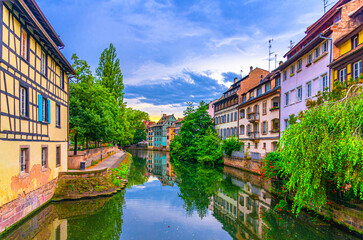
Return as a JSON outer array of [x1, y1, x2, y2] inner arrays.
[[352, 35, 359, 49], [314, 46, 320, 58]]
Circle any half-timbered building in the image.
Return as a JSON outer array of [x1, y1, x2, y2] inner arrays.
[[0, 0, 75, 234]]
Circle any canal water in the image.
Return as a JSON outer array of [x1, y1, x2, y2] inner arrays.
[[1, 150, 360, 240]]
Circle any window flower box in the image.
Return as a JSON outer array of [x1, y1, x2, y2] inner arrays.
[[270, 128, 279, 133], [269, 106, 279, 111], [290, 73, 295, 77]]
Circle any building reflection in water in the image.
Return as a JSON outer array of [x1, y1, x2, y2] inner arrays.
[[146, 151, 176, 187], [213, 168, 271, 240]]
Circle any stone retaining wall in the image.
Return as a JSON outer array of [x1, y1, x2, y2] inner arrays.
[[68, 146, 119, 170], [223, 156, 261, 174], [0, 179, 57, 234], [58, 169, 108, 179]]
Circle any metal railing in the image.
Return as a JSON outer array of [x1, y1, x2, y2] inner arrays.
[[248, 131, 260, 140], [248, 113, 260, 122]]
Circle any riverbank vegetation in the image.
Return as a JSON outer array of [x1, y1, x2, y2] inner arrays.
[[69, 44, 148, 154], [53, 153, 132, 201], [261, 82, 363, 216], [221, 136, 243, 156]]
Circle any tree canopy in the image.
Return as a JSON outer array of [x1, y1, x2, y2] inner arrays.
[[69, 44, 148, 150], [170, 102, 223, 165]]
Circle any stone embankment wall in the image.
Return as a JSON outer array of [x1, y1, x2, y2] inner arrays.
[[68, 146, 119, 170], [0, 179, 57, 234], [223, 155, 261, 174]]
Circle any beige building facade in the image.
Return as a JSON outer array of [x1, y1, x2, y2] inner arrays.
[[238, 72, 281, 158]]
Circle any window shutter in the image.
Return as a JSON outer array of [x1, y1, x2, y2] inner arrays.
[[38, 95, 43, 122], [48, 99, 51, 124]]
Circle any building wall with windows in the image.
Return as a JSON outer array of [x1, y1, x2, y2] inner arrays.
[[330, 1, 363, 84], [238, 72, 280, 157], [0, 1, 75, 233]]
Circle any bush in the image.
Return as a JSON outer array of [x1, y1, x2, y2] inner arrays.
[[222, 137, 242, 156]]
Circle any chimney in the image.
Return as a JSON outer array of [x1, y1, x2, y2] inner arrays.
[[234, 77, 238, 83], [250, 66, 253, 72]]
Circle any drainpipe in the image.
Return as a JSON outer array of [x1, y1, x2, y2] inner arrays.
[[319, 34, 333, 91]]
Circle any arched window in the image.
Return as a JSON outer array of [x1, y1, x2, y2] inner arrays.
[[247, 107, 251, 114]]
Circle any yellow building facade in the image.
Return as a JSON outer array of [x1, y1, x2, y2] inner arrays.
[[0, 0, 75, 234], [330, 1, 363, 84]]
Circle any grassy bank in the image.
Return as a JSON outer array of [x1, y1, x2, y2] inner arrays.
[[53, 153, 132, 201]]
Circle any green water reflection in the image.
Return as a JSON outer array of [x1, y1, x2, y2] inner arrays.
[[1, 150, 360, 240]]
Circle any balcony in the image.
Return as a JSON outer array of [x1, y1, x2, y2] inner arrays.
[[248, 131, 260, 140], [247, 113, 260, 123]]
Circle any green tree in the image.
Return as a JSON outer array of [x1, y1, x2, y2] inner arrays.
[[96, 43, 124, 103], [275, 84, 363, 214], [170, 101, 223, 165], [221, 137, 243, 157]]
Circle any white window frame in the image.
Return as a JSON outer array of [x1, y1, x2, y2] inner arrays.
[[322, 41, 328, 53], [322, 74, 329, 92], [297, 59, 302, 70], [41, 51, 46, 76], [297, 86, 303, 102], [308, 54, 312, 64], [56, 104, 61, 127], [339, 68, 347, 83], [307, 82, 312, 98], [20, 86, 27, 117], [314, 46, 320, 58], [285, 92, 289, 106], [352, 61, 362, 80]]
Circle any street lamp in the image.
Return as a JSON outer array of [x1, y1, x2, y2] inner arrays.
[[101, 138, 103, 160]]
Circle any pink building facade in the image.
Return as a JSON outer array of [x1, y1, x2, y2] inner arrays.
[[208, 99, 218, 118]]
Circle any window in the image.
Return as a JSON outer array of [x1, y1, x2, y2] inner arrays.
[[352, 61, 362, 80], [283, 71, 287, 81], [56, 146, 61, 166], [275, 77, 281, 87], [41, 52, 47, 76], [314, 47, 320, 58], [240, 109, 245, 119], [56, 104, 61, 127], [297, 59, 302, 70], [307, 82, 312, 98], [352, 35, 359, 49], [227, 114, 229, 123], [308, 54, 312, 64], [257, 87, 262, 96], [262, 121, 267, 134], [242, 95, 246, 103], [297, 87, 302, 102], [263, 143, 266, 149], [250, 91, 254, 99], [322, 75, 329, 92], [41, 147, 48, 168], [255, 142, 258, 149], [21, 30, 28, 60], [231, 113, 233, 122], [265, 82, 271, 92], [339, 68, 347, 82], [240, 125, 245, 135], [262, 101, 267, 115], [290, 65, 295, 75], [285, 119, 289, 129], [234, 112, 237, 121], [322, 41, 328, 53], [20, 147, 29, 173], [42, 97, 49, 122], [285, 92, 290, 106], [20, 86, 28, 117], [247, 125, 251, 134]]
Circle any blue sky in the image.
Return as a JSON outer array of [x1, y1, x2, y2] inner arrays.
[[38, 0, 327, 120]]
